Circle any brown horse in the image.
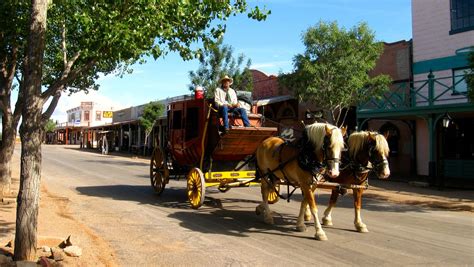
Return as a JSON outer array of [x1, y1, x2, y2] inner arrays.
[[319, 131, 390, 233], [255, 122, 346, 241]]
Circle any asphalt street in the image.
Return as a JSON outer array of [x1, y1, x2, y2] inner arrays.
[[40, 145, 473, 266]]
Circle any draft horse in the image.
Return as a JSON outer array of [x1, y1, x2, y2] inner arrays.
[[255, 122, 346, 241], [320, 131, 390, 233]]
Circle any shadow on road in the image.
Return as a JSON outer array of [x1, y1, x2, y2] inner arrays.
[[74, 183, 445, 241], [0, 205, 15, 240], [81, 159, 148, 167]]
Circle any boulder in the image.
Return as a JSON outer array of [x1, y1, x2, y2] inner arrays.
[[51, 247, 65, 261], [58, 235, 72, 249], [63, 246, 82, 257], [0, 254, 13, 265], [16, 261, 38, 267]]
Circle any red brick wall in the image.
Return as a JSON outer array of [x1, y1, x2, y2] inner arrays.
[[251, 69, 291, 99], [370, 40, 412, 82]]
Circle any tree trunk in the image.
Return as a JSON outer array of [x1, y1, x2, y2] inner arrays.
[[14, 0, 48, 261], [143, 134, 148, 156], [0, 123, 17, 198]]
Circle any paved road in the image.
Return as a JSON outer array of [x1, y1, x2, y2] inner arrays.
[[41, 145, 473, 266]]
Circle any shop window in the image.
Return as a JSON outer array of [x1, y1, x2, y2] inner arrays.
[[450, 0, 474, 34], [453, 68, 471, 94], [84, 111, 90, 121]]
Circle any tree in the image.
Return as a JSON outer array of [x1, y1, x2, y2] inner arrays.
[[466, 51, 474, 102], [0, 1, 29, 198], [279, 21, 391, 126], [8, 0, 269, 261], [188, 38, 253, 97], [44, 119, 56, 133], [139, 101, 164, 156]]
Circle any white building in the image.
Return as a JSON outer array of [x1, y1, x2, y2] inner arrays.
[[65, 101, 114, 127]]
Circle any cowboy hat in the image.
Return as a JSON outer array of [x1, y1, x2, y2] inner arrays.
[[220, 75, 233, 85]]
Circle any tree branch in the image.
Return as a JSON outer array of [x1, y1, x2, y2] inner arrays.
[[41, 53, 96, 100], [61, 19, 67, 67], [340, 108, 349, 128], [42, 90, 61, 120]]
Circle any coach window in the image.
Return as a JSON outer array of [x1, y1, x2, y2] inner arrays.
[[172, 110, 182, 129], [185, 107, 199, 140]]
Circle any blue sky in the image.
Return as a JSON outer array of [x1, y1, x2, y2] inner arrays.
[[51, 0, 412, 122]]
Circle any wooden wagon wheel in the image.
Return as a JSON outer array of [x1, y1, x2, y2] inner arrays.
[[187, 167, 206, 209], [267, 183, 280, 204], [150, 147, 169, 195]]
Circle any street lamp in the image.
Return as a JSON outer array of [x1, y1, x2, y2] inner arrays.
[[442, 112, 452, 128]]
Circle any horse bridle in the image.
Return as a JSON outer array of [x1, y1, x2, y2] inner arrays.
[[322, 133, 341, 167], [367, 137, 389, 173]]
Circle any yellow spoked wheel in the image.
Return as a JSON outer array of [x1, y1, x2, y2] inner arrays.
[[150, 147, 169, 195], [187, 168, 206, 209], [267, 183, 280, 204]]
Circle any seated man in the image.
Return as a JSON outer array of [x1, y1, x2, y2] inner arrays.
[[214, 75, 250, 130]]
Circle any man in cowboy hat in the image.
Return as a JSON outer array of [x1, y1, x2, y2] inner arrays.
[[214, 75, 250, 131]]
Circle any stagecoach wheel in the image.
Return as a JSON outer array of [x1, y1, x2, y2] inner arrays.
[[150, 147, 168, 195], [267, 184, 280, 204], [187, 167, 206, 209]]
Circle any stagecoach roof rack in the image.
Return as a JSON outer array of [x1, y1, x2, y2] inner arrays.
[[164, 94, 194, 104], [254, 95, 294, 107]]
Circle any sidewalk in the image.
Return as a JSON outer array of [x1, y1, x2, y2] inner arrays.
[[366, 178, 473, 212]]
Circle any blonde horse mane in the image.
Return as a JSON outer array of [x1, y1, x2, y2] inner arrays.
[[348, 131, 390, 158], [305, 122, 345, 151]]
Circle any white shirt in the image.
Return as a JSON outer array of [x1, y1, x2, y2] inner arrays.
[[214, 87, 238, 107]]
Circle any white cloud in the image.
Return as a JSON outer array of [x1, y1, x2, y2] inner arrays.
[[47, 91, 127, 123]]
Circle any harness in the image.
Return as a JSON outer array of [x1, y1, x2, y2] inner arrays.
[[261, 130, 339, 202], [341, 135, 389, 189], [320, 134, 389, 196]]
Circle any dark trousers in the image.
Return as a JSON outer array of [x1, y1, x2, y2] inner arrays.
[[219, 105, 251, 129]]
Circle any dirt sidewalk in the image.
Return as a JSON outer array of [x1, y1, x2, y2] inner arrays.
[[0, 153, 118, 266]]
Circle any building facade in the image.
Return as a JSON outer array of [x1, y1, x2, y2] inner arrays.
[[54, 102, 114, 145], [358, 0, 474, 187]]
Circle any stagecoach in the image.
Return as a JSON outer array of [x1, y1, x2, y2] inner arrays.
[[149, 95, 280, 209]]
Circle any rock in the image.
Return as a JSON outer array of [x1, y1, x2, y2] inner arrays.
[[0, 246, 14, 257], [1, 197, 16, 204], [37, 246, 52, 258], [51, 247, 65, 261], [0, 254, 13, 265], [38, 256, 54, 267], [63, 246, 82, 257], [15, 261, 38, 267], [58, 235, 72, 249]]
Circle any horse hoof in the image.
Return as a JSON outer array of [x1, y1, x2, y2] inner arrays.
[[296, 224, 307, 232], [315, 231, 328, 241], [356, 226, 369, 233], [322, 217, 333, 226]]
